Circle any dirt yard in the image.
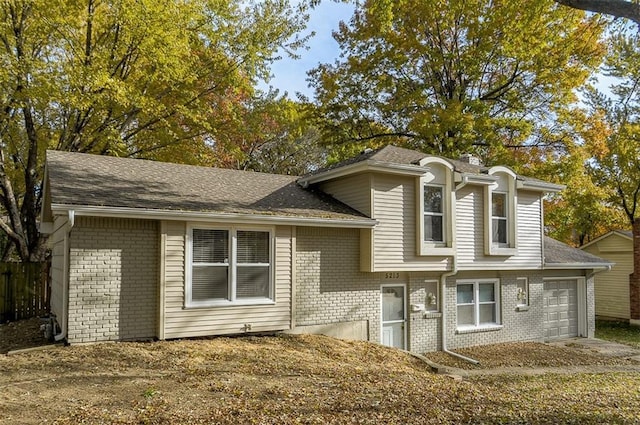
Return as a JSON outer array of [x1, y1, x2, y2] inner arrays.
[[2, 319, 640, 424]]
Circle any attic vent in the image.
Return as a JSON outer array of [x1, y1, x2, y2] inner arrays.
[[459, 153, 482, 166]]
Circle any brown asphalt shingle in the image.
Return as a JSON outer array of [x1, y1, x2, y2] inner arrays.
[[45, 150, 369, 221], [544, 236, 612, 266]]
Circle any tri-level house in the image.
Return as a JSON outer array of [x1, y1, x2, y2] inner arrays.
[[40, 146, 611, 353]]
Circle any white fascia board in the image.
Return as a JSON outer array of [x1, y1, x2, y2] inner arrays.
[[298, 160, 425, 186], [50, 204, 378, 229], [517, 179, 565, 193], [543, 263, 613, 270], [454, 172, 498, 185]]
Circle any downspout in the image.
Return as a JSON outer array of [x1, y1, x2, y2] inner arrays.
[[440, 259, 480, 365], [54, 209, 75, 342], [440, 176, 480, 364]]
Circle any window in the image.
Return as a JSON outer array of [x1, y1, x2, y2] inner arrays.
[[188, 226, 272, 306], [516, 277, 529, 308], [423, 185, 444, 242], [456, 280, 500, 329], [416, 158, 455, 255], [484, 168, 518, 256], [491, 192, 508, 245]]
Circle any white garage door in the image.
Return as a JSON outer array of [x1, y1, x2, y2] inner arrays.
[[544, 279, 578, 340]]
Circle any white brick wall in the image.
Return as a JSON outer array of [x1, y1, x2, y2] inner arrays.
[[295, 227, 380, 341], [67, 217, 158, 343], [445, 272, 545, 350]]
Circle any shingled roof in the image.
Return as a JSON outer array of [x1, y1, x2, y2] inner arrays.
[[44, 150, 373, 224], [301, 145, 562, 190], [544, 236, 612, 269]]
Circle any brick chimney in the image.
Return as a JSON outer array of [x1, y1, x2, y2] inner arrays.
[[459, 153, 482, 166]]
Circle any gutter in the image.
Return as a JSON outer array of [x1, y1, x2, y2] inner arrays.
[[440, 255, 480, 365], [54, 209, 74, 342], [50, 204, 377, 229]]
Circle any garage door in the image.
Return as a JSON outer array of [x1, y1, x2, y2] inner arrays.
[[544, 279, 578, 340]]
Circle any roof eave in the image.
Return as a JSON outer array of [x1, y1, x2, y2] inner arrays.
[[580, 230, 633, 249], [298, 160, 426, 187], [517, 180, 565, 193], [50, 204, 378, 229], [543, 263, 613, 270]]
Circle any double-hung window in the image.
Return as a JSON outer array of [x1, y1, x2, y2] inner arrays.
[[456, 280, 500, 329], [423, 185, 444, 243], [188, 226, 273, 307], [491, 192, 508, 246]]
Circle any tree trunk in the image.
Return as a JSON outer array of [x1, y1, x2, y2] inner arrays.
[[555, 0, 640, 25], [630, 218, 640, 324]]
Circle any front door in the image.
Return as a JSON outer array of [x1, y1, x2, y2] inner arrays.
[[381, 285, 406, 349]]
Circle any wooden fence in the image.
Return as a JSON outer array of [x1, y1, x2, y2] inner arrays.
[[0, 262, 49, 322]]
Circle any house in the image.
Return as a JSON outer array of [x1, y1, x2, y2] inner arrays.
[[40, 146, 612, 353], [581, 230, 633, 322]]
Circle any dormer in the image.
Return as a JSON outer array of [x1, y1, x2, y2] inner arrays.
[[416, 157, 455, 256], [484, 166, 518, 256]]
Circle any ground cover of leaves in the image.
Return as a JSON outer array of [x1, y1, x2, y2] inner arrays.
[[0, 324, 639, 424], [422, 341, 636, 370]]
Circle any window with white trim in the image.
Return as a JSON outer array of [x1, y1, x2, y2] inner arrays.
[[423, 185, 444, 243], [456, 280, 501, 329], [188, 226, 273, 306], [491, 192, 508, 246], [516, 277, 529, 307], [484, 168, 517, 256], [416, 159, 454, 255]]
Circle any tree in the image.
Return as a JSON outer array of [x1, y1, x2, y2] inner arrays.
[[0, 0, 309, 261], [208, 92, 326, 175], [555, 0, 640, 25], [308, 0, 606, 160], [583, 29, 640, 322]]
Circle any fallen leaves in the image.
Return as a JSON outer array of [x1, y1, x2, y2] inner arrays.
[[1, 326, 640, 424]]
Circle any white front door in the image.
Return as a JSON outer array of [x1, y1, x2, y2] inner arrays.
[[381, 285, 406, 349]]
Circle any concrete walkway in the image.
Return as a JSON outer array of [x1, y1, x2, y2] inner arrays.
[[427, 338, 640, 379]]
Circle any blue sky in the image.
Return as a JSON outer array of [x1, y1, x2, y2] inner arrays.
[[260, 1, 355, 99]]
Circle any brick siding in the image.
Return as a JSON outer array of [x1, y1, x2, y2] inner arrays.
[[67, 217, 159, 343], [295, 227, 380, 341]]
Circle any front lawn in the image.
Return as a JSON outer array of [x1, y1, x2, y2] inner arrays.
[[596, 320, 640, 349], [1, 333, 640, 424]]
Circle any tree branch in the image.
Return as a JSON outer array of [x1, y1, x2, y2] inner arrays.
[[555, 0, 640, 25]]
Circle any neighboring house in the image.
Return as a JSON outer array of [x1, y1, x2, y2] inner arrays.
[[40, 146, 611, 353], [581, 230, 632, 321]]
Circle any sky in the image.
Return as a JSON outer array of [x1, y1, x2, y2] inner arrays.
[[259, 1, 355, 99]]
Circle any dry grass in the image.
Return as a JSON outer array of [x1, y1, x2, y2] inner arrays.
[[422, 341, 636, 370], [1, 319, 640, 424]]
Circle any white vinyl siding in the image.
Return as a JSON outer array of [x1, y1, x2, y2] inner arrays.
[[162, 222, 292, 339], [48, 215, 69, 322], [319, 174, 372, 216], [371, 174, 450, 272], [456, 186, 542, 269]]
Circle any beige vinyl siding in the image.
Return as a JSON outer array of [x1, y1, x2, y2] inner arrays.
[[319, 174, 372, 216], [583, 234, 632, 320], [456, 186, 542, 269], [371, 174, 450, 272], [48, 215, 69, 321], [590, 233, 631, 253], [162, 222, 292, 339]]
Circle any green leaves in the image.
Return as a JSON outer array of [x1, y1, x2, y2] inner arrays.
[[310, 0, 606, 159]]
